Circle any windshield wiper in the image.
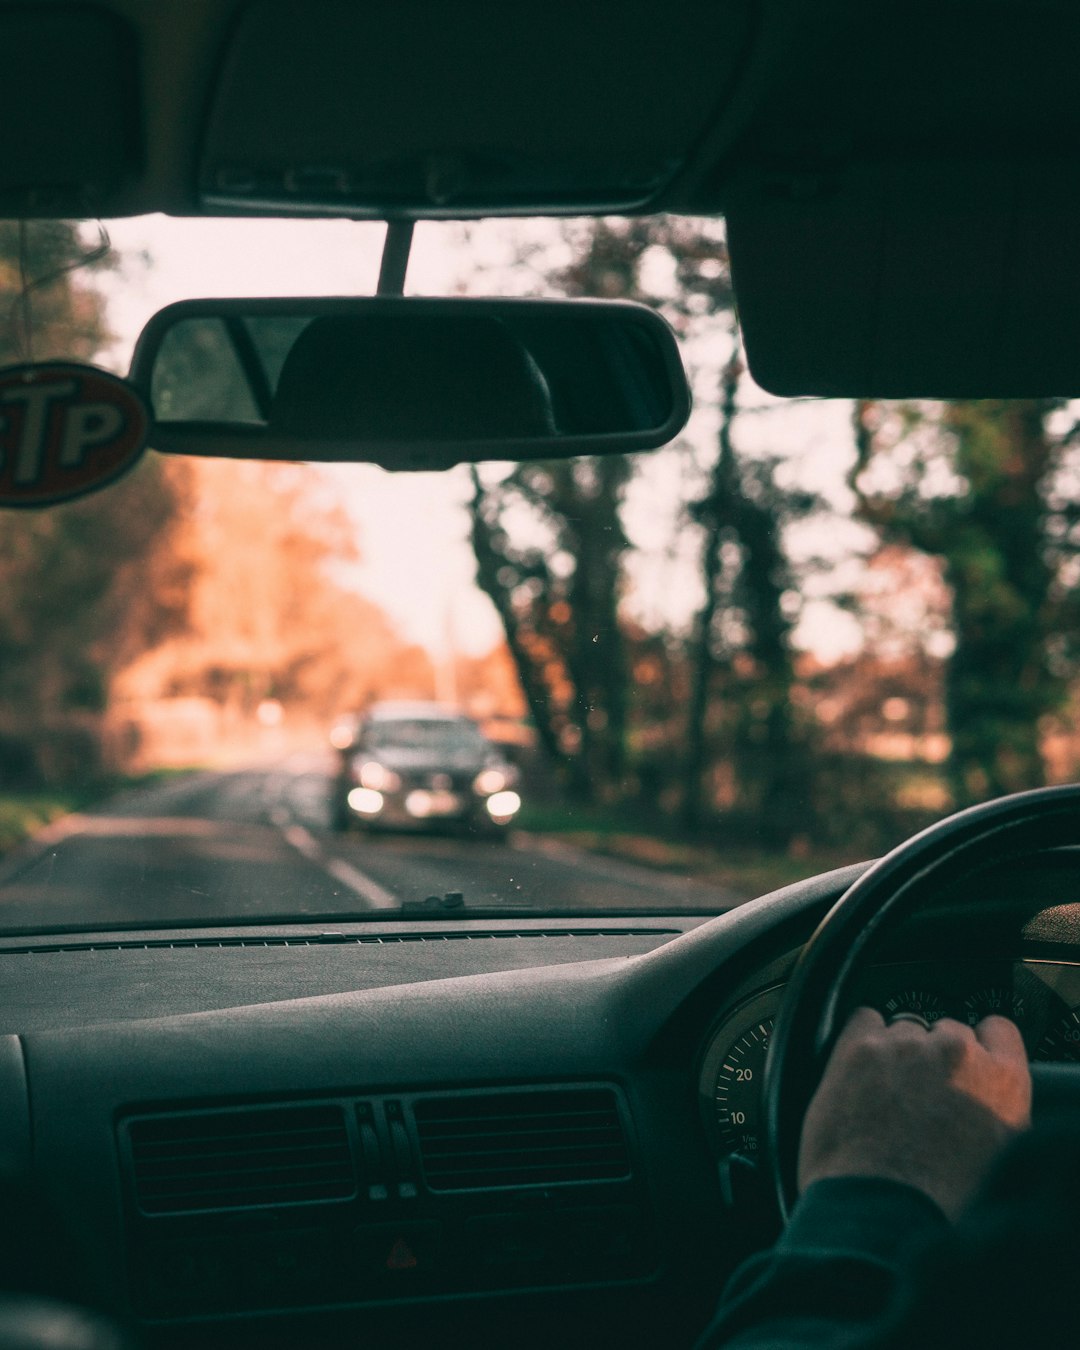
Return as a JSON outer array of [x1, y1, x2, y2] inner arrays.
[[402, 890, 467, 914]]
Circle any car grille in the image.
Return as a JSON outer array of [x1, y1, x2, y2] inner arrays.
[[393, 770, 475, 793]]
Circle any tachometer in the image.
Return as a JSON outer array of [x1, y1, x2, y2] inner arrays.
[[713, 1017, 773, 1155], [699, 988, 782, 1158]]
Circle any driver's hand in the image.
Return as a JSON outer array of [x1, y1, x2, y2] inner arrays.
[[797, 1007, 1031, 1220]]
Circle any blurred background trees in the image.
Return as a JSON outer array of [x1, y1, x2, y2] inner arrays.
[[680, 344, 822, 843], [0, 223, 433, 787], [467, 221, 663, 804], [112, 460, 435, 721], [852, 398, 1079, 808], [468, 218, 831, 846], [464, 218, 1080, 853], [0, 223, 192, 785]]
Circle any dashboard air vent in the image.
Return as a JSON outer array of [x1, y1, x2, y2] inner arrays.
[[414, 1088, 630, 1191], [128, 1104, 355, 1215]]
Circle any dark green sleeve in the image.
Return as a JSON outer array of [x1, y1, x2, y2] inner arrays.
[[695, 1177, 949, 1349]]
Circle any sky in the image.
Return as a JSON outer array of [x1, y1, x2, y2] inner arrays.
[[95, 215, 864, 663]]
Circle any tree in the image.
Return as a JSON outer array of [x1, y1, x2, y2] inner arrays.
[[851, 398, 1073, 805], [465, 214, 827, 827], [469, 454, 633, 800], [466, 220, 668, 802], [0, 222, 195, 785], [466, 216, 741, 805], [681, 342, 822, 840], [0, 455, 193, 784], [0, 221, 114, 367]]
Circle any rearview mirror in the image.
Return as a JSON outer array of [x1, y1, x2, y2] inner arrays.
[[129, 297, 690, 469]]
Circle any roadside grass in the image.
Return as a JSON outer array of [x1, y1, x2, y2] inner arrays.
[[0, 793, 80, 856], [0, 768, 196, 859], [516, 800, 869, 899]]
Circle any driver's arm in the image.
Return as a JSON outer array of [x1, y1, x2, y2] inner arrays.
[[695, 1009, 1031, 1349]]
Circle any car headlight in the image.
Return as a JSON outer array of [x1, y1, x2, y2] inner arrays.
[[357, 760, 402, 792], [346, 787, 384, 815], [473, 764, 518, 796], [485, 790, 521, 821]]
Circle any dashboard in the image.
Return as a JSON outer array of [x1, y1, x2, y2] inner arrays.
[[1, 853, 1079, 1349]]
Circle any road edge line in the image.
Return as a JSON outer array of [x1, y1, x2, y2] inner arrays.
[[277, 822, 399, 911]]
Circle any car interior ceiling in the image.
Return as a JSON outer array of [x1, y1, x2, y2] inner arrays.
[[8, 3, 1079, 398]]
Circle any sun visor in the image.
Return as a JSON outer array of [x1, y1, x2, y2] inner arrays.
[[198, 0, 751, 216], [727, 158, 1080, 400], [0, 7, 141, 216]]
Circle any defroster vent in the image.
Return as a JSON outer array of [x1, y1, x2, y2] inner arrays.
[[414, 1087, 630, 1191], [128, 1104, 356, 1215]]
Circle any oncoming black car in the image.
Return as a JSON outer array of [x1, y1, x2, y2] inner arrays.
[[331, 702, 522, 835]]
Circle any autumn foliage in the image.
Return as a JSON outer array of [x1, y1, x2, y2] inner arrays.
[[0, 224, 448, 783]]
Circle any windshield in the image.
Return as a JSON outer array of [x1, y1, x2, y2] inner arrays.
[[0, 216, 1067, 932], [362, 721, 489, 753]]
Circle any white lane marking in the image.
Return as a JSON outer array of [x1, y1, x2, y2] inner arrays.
[[278, 822, 398, 910], [324, 858, 399, 910], [282, 824, 322, 861]]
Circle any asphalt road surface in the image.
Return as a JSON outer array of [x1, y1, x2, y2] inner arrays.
[[0, 756, 741, 931]]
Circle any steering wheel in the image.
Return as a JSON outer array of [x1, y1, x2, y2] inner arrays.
[[762, 782, 1080, 1219]]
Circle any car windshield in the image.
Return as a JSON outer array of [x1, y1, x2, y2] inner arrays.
[[362, 721, 487, 752], [0, 215, 1065, 932]]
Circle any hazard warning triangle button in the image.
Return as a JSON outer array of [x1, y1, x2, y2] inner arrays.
[[385, 1237, 418, 1271], [354, 1221, 439, 1278]]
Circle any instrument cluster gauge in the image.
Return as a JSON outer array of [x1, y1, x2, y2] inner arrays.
[[964, 987, 1028, 1030], [699, 987, 783, 1158], [700, 966, 1080, 1164], [1035, 1007, 1080, 1062], [880, 988, 952, 1023]]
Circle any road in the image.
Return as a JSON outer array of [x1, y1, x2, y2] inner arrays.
[[0, 756, 740, 930]]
